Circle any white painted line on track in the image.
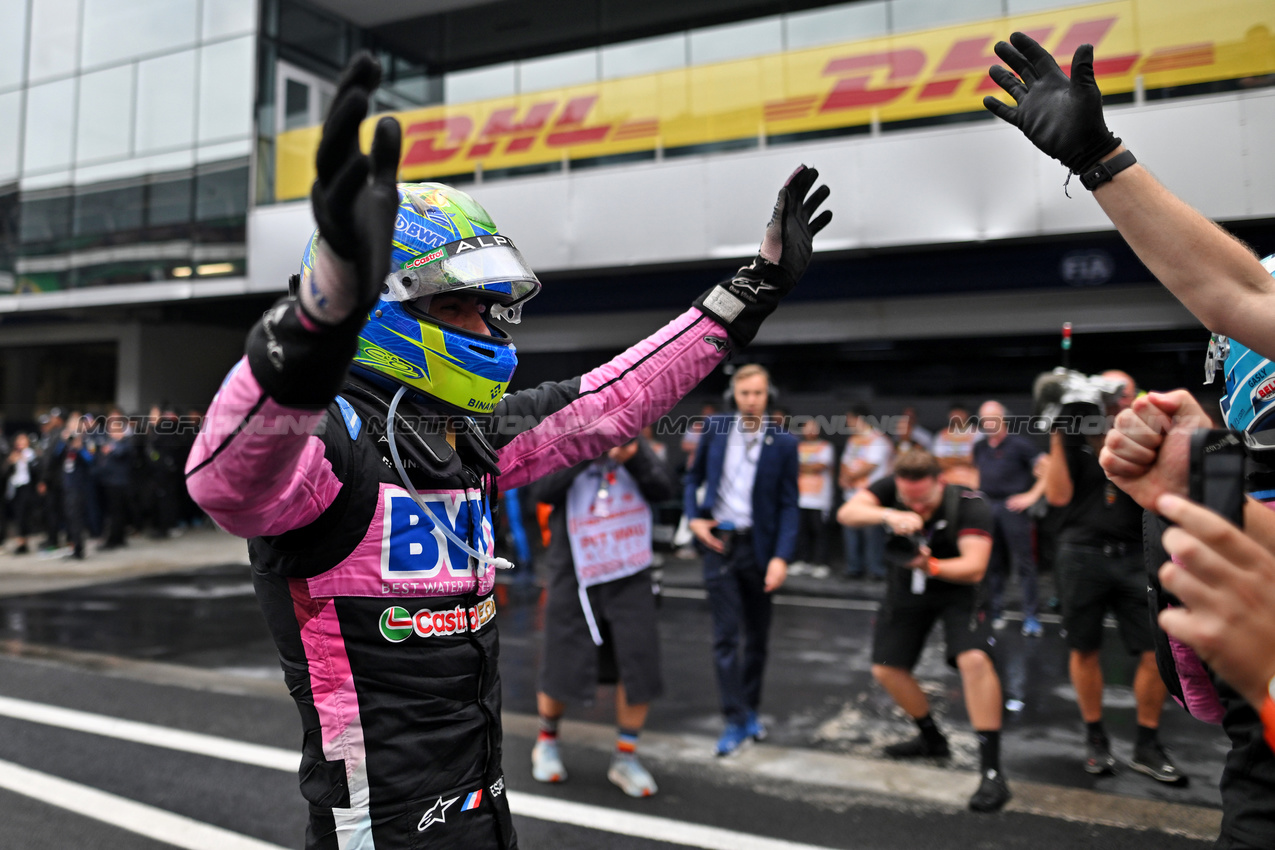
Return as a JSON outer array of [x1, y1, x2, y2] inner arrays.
[[507, 790, 841, 850], [0, 758, 289, 850], [0, 695, 839, 849], [662, 587, 878, 611], [0, 695, 298, 772]]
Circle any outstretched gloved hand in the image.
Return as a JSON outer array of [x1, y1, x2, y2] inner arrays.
[[983, 31, 1120, 174], [694, 165, 832, 348], [302, 51, 402, 327]]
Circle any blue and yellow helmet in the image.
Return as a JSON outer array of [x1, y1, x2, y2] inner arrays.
[[301, 183, 541, 414], [1210, 255, 1275, 435]]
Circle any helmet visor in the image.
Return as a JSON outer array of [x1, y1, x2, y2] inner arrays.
[[388, 235, 540, 323]]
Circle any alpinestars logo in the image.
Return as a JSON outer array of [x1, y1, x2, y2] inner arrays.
[[730, 275, 776, 296], [704, 336, 729, 352], [417, 795, 458, 831]]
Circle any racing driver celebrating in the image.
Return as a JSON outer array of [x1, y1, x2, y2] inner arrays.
[[185, 53, 831, 849]]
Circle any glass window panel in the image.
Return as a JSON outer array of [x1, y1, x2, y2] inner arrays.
[[284, 79, 309, 130], [28, 0, 80, 83], [0, 0, 29, 90], [690, 17, 782, 66], [136, 50, 196, 154], [148, 175, 193, 226], [786, 2, 890, 50], [24, 79, 76, 174], [890, 0, 1003, 34], [203, 0, 257, 40], [278, 1, 346, 67], [198, 36, 254, 143], [601, 33, 687, 80], [76, 65, 134, 164], [445, 63, 515, 104], [19, 193, 73, 244], [195, 164, 248, 221], [74, 183, 144, 236], [0, 91, 20, 181], [81, 0, 197, 69], [518, 49, 597, 94]]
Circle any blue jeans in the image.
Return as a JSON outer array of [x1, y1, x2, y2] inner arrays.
[[843, 523, 885, 578], [703, 535, 773, 726], [986, 500, 1038, 619]]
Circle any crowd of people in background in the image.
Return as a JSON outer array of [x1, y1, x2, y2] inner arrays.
[[0, 405, 205, 559]]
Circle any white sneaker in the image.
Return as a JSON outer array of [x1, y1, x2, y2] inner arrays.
[[608, 754, 658, 797], [532, 738, 567, 783]]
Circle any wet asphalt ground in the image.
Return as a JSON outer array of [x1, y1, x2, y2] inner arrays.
[[0, 543, 1231, 848]]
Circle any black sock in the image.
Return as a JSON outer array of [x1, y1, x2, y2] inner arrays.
[[1085, 720, 1106, 743], [915, 715, 945, 746], [976, 730, 1001, 774], [1136, 724, 1159, 749]]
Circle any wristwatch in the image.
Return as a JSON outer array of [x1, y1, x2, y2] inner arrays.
[[1079, 149, 1137, 191]]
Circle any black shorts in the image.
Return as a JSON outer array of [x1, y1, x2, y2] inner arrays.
[[1057, 543, 1153, 654], [871, 583, 995, 670], [538, 567, 663, 705]]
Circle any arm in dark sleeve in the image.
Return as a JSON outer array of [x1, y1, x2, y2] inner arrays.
[[684, 425, 713, 522], [774, 438, 801, 562], [627, 438, 677, 504]]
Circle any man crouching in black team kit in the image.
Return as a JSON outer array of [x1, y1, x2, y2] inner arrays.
[[838, 448, 1010, 812]]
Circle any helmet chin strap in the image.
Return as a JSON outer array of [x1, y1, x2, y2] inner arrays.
[[387, 385, 514, 576]]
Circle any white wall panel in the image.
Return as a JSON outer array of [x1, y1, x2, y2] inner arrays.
[[249, 89, 1275, 292], [1240, 94, 1275, 220], [475, 178, 573, 270]]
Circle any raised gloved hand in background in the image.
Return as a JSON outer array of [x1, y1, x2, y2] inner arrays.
[[301, 51, 402, 327], [983, 31, 1120, 175], [694, 164, 832, 348]]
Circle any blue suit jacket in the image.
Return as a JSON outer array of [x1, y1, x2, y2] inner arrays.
[[683, 414, 800, 566]]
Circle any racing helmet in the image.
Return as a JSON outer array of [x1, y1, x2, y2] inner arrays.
[[300, 183, 541, 414], [1209, 255, 1275, 435]]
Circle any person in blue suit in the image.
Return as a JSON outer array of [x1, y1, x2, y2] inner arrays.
[[684, 364, 799, 755]]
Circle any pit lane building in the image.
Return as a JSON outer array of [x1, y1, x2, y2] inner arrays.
[[1, 0, 1272, 426]]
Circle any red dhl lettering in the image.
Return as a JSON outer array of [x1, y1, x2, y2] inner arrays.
[[800, 17, 1156, 119], [402, 97, 624, 166]]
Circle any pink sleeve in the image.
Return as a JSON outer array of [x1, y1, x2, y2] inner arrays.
[[186, 357, 344, 539], [497, 308, 729, 491]]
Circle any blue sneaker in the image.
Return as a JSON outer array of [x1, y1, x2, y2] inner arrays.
[[745, 711, 767, 742], [715, 723, 749, 757], [1021, 616, 1043, 638]]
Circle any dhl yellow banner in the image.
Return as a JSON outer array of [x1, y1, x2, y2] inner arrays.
[[274, 0, 1275, 200]]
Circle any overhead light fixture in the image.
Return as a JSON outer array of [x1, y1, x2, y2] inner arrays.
[[172, 266, 193, 278], [196, 262, 236, 276]]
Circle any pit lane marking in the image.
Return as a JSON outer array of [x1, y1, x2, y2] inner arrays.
[[0, 758, 289, 850]]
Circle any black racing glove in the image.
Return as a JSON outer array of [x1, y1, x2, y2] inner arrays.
[[305, 51, 402, 326], [983, 31, 1120, 174], [694, 165, 831, 348]]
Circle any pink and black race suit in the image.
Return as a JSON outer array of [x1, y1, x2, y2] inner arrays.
[[186, 297, 729, 849]]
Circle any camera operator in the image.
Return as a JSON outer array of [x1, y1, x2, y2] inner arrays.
[[837, 448, 1009, 813], [1044, 370, 1185, 784]]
